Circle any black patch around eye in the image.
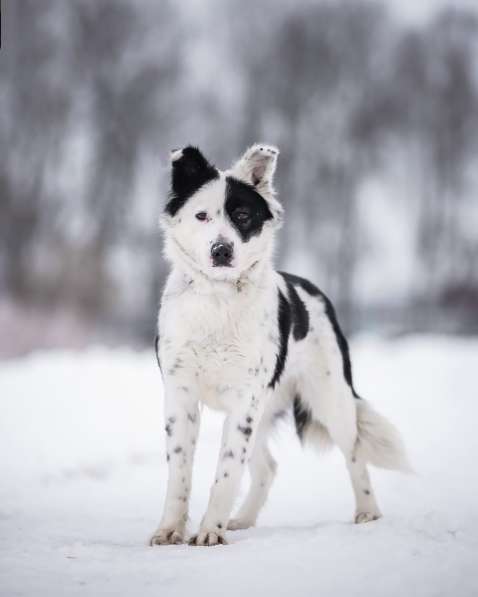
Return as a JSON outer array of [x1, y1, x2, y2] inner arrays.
[[225, 177, 273, 242], [165, 146, 219, 217]]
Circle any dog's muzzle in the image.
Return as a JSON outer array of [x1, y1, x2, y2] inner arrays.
[[211, 241, 233, 267]]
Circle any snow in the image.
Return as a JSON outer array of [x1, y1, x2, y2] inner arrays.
[[1, 337, 478, 597]]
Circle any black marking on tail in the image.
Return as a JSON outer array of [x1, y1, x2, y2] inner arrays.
[[268, 290, 291, 389], [293, 395, 312, 441], [154, 334, 161, 372], [279, 271, 360, 398]]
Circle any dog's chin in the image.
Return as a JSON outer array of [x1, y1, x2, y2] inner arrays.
[[207, 265, 239, 282]]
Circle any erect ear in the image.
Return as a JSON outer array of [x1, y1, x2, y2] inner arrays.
[[165, 146, 219, 216], [229, 144, 283, 227], [229, 144, 279, 196]]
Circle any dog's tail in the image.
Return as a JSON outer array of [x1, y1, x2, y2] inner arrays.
[[299, 398, 411, 472], [354, 399, 412, 472]]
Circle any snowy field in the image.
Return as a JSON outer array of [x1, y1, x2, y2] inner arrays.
[[1, 336, 477, 597]]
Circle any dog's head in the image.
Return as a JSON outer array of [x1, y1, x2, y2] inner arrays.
[[161, 144, 283, 282]]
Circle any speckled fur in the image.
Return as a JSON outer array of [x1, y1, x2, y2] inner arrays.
[[150, 144, 409, 548]]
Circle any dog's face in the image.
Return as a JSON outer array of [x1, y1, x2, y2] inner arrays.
[[161, 144, 283, 282]]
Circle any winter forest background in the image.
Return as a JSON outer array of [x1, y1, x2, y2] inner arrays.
[[1, 0, 478, 357]]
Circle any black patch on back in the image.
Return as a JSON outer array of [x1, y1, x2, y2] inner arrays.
[[293, 394, 312, 441], [281, 275, 309, 340], [154, 334, 161, 372], [225, 177, 273, 242], [165, 146, 219, 216], [268, 290, 291, 389], [279, 271, 360, 398]]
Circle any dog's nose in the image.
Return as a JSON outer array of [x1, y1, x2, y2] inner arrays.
[[211, 241, 233, 266]]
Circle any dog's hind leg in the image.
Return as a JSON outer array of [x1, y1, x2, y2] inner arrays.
[[299, 377, 382, 524], [228, 422, 276, 530]]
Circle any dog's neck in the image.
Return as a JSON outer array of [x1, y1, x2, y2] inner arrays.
[[173, 258, 271, 297], [164, 235, 274, 297]]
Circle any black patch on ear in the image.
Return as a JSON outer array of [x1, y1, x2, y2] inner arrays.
[[293, 394, 312, 441], [281, 275, 309, 340], [279, 272, 360, 398], [165, 146, 219, 216], [268, 290, 291, 389], [225, 177, 273, 242]]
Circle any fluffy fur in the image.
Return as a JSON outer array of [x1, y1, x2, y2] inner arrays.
[[150, 144, 410, 547]]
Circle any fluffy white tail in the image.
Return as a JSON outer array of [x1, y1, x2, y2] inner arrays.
[[354, 399, 412, 472]]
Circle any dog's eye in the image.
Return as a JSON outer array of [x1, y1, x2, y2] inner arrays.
[[195, 211, 208, 221], [234, 210, 251, 224]]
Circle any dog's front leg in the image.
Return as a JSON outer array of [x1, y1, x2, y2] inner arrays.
[[190, 392, 262, 546], [150, 385, 200, 546]]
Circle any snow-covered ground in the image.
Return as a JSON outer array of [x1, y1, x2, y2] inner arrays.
[[1, 336, 477, 597]]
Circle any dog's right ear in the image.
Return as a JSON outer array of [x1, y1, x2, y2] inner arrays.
[[164, 146, 219, 217]]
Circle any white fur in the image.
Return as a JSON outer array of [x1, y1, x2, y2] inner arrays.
[[150, 144, 409, 547]]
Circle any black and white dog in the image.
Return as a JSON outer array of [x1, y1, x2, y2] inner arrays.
[[150, 144, 409, 547]]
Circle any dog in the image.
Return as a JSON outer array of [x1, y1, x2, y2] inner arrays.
[[150, 144, 409, 547]]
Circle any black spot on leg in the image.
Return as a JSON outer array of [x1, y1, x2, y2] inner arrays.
[[166, 453, 170, 462], [224, 472, 229, 478], [237, 424, 252, 437], [223, 450, 234, 459], [217, 523, 222, 529], [187, 412, 197, 424], [165, 416, 176, 437], [246, 416, 253, 424], [242, 447, 246, 454], [364, 489, 371, 495], [174, 446, 183, 454]]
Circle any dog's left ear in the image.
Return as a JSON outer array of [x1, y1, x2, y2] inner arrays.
[[230, 144, 283, 225], [230, 144, 279, 195]]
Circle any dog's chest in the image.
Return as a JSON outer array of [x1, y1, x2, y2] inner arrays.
[[160, 286, 278, 406]]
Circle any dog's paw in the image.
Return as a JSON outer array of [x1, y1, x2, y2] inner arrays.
[[149, 528, 185, 546], [354, 511, 382, 524], [188, 530, 227, 546], [227, 517, 255, 531]]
